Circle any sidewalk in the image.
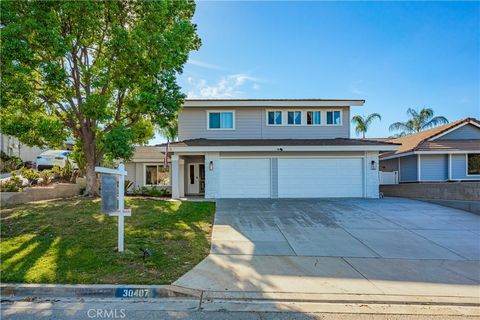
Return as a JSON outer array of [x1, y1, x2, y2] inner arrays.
[[174, 254, 480, 297]]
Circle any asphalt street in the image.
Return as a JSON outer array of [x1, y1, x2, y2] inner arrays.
[[1, 299, 478, 320]]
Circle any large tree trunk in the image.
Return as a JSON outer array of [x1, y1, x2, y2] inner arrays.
[[82, 129, 99, 197], [84, 160, 98, 197]]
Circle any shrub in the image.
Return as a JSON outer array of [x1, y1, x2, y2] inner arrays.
[[128, 185, 170, 197], [0, 172, 22, 192], [39, 170, 54, 186], [0, 152, 22, 173], [51, 159, 74, 183], [19, 167, 40, 186]]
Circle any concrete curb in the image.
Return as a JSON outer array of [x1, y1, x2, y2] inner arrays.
[[0, 284, 202, 300], [2, 284, 479, 307], [2, 284, 479, 316], [203, 291, 480, 307]]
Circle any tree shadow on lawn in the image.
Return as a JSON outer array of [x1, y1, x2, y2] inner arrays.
[[0, 198, 215, 284]]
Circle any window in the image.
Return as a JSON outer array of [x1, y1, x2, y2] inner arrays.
[[145, 164, 170, 186], [287, 111, 301, 125], [268, 111, 282, 125], [208, 111, 234, 129], [307, 111, 321, 125], [467, 154, 480, 175], [326, 111, 341, 125], [189, 165, 195, 184]]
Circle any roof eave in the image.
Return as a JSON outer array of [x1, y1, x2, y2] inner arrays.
[[183, 99, 365, 108], [168, 144, 398, 153]]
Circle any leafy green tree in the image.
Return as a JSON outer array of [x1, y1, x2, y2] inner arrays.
[[158, 117, 178, 143], [351, 113, 382, 138], [389, 108, 448, 136], [1, 0, 200, 196]]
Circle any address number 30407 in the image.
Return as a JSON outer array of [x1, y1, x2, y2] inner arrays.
[[116, 288, 152, 298]]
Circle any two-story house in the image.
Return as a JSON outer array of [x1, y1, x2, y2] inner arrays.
[[166, 99, 398, 199]]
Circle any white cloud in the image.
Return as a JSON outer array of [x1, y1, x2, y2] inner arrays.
[[186, 74, 260, 99], [350, 81, 367, 96], [187, 59, 224, 70], [252, 83, 260, 90]]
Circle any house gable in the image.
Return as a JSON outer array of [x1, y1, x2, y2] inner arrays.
[[434, 123, 480, 140]]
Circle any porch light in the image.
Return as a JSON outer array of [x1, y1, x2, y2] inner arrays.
[[370, 160, 377, 170], [209, 161, 214, 171]]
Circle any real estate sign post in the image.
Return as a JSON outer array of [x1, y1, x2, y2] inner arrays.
[[95, 163, 131, 252]]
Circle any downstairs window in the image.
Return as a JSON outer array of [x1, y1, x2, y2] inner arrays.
[[145, 165, 170, 186], [467, 154, 480, 175]]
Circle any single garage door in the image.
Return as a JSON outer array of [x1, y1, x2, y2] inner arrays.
[[278, 158, 364, 198], [219, 158, 271, 198]]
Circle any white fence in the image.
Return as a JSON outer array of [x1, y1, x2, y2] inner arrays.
[[379, 171, 399, 185]]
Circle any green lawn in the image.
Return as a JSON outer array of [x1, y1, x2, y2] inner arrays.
[[0, 197, 215, 284]]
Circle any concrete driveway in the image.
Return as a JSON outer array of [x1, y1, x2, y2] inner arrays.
[[175, 198, 480, 298]]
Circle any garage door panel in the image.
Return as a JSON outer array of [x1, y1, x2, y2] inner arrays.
[[219, 159, 271, 198], [278, 158, 363, 198]]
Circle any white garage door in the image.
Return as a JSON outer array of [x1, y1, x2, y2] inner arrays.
[[278, 158, 364, 198], [219, 158, 271, 198]]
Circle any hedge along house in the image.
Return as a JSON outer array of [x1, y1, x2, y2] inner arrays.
[[379, 118, 480, 183], [124, 146, 170, 193]]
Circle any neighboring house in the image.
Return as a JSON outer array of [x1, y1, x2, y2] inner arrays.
[[0, 134, 47, 162], [379, 117, 480, 183], [164, 99, 398, 199], [124, 146, 170, 192], [1, 134, 75, 162]]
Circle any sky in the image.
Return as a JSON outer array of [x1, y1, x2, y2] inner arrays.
[[150, 1, 479, 144]]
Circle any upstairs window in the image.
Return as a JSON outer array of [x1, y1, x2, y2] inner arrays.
[[326, 111, 341, 125], [208, 111, 234, 129], [307, 111, 321, 125], [267, 111, 282, 125], [287, 111, 302, 125]]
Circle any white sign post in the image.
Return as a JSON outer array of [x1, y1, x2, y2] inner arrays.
[[95, 163, 131, 252]]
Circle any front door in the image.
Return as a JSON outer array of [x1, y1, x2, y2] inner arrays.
[[187, 163, 205, 195]]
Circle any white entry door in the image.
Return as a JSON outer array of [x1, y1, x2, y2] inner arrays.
[[218, 158, 271, 198], [187, 163, 205, 195], [278, 158, 364, 198]]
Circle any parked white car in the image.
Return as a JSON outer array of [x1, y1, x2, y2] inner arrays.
[[36, 150, 76, 171]]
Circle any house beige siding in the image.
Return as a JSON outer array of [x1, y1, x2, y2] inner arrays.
[[178, 107, 350, 140]]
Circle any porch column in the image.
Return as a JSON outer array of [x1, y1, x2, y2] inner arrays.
[[171, 155, 185, 199], [417, 154, 421, 182], [179, 158, 185, 197], [448, 154, 452, 180]]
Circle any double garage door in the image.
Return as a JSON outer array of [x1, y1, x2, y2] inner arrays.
[[218, 158, 364, 198]]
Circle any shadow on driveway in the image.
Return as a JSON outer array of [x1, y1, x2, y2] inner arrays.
[[175, 197, 480, 297]]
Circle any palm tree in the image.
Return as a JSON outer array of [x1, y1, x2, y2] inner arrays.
[[158, 118, 178, 143], [351, 113, 382, 138], [389, 108, 448, 135]]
